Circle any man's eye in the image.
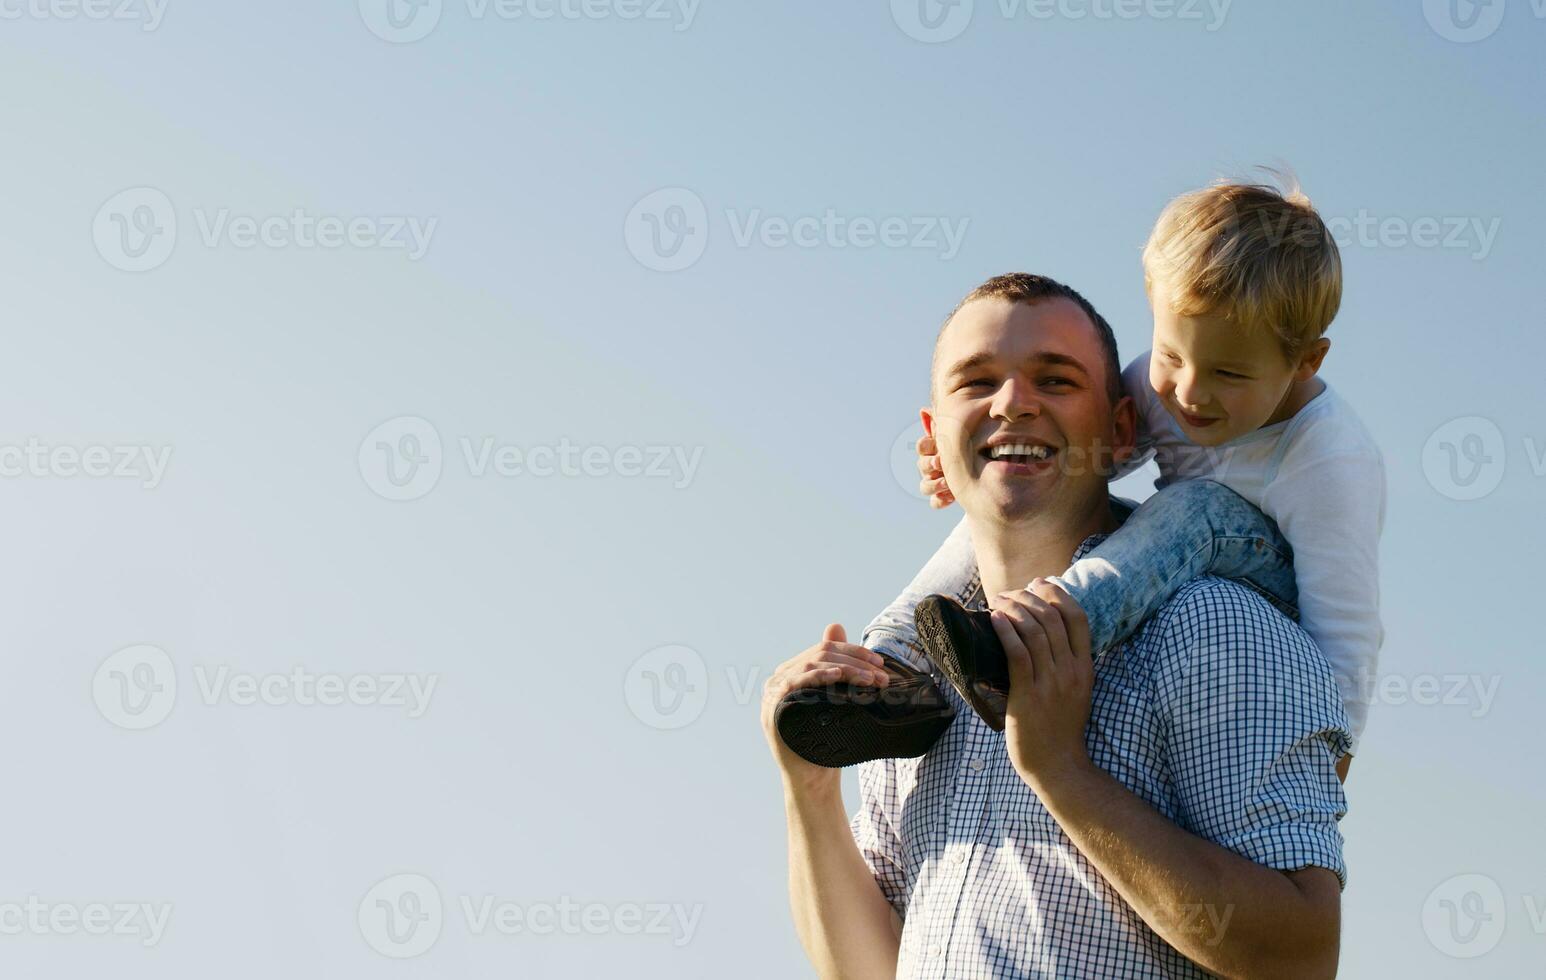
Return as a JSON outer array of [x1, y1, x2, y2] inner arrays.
[[1040, 377, 1075, 389], [960, 378, 994, 389]]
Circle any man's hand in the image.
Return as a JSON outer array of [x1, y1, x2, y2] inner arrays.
[[761, 624, 891, 794], [990, 579, 1095, 788], [915, 433, 954, 509]]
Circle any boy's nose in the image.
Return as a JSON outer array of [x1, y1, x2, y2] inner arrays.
[[1173, 371, 1208, 409]]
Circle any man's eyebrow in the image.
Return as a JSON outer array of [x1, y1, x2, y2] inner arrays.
[[942, 350, 1092, 378]]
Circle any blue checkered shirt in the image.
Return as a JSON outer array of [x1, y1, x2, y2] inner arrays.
[[856, 535, 1352, 979]]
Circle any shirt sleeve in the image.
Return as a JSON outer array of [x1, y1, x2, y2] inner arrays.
[[1152, 582, 1353, 887], [1262, 449, 1386, 753], [861, 516, 977, 671], [1113, 352, 1158, 480], [848, 760, 911, 918]]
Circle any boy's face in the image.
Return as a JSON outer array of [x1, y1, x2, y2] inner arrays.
[[1147, 280, 1308, 446]]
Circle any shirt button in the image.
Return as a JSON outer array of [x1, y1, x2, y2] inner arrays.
[[928, 944, 942, 957], [952, 850, 967, 864], [968, 758, 985, 772]]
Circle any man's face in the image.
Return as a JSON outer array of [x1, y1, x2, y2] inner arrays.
[[925, 296, 1131, 524], [1146, 279, 1303, 447]]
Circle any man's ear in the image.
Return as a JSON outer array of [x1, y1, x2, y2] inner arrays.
[[1295, 338, 1331, 382], [1110, 395, 1139, 469], [920, 406, 935, 440]]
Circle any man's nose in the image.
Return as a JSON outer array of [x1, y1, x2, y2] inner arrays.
[[989, 377, 1041, 421]]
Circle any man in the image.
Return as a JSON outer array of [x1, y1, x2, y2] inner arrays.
[[760, 275, 1351, 978]]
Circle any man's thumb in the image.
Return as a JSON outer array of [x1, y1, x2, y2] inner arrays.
[[822, 623, 847, 644]]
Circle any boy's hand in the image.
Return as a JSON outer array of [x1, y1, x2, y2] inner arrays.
[[761, 624, 891, 794], [991, 580, 1095, 788], [915, 433, 954, 509]]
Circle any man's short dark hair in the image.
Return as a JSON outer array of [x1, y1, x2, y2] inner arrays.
[[932, 273, 1124, 405]]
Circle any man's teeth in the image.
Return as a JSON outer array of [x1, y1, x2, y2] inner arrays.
[[989, 444, 1053, 461]]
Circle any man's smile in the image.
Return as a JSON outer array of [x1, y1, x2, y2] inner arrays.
[[978, 437, 1060, 475]]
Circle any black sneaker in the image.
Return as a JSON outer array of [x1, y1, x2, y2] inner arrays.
[[915, 594, 1011, 731], [775, 653, 955, 768]]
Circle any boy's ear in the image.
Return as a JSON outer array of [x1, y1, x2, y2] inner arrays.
[[1295, 338, 1331, 381]]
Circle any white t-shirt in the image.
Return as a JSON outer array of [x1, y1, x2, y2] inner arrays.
[[1122, 353, 1385, 750]]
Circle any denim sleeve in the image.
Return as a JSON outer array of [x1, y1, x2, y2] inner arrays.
[[1150, 580, 1352, 888], [861, 516, 978, 670]]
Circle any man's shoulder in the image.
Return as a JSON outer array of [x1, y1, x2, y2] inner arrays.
[[1129, 575, 1324, 678], [1126, 576, 1352, 745]]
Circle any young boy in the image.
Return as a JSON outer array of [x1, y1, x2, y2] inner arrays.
[[861, 177, 1384, 776]]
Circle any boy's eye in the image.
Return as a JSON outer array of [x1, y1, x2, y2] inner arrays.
[[1161, 352, 1182, 366], [1217, 370, 1250, 380]]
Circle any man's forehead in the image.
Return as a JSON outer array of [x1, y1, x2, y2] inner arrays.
[[938, 297, 1100, 369]]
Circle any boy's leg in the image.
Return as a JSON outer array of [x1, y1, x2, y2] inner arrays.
[[1050, 480, 1297, 652], [861, 516, 979, 669]]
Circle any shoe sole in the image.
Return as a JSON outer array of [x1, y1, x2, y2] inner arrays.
[[776, 688, 955, 768], [916, 598, 1007, 732]]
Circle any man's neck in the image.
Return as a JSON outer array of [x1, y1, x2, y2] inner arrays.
[[969, 496, 1120, 599]]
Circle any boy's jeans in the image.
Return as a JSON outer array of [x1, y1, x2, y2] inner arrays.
[[863, 480, 1298, 666]]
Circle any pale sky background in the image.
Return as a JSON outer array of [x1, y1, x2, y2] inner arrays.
[[1, 1, 1542, 976]]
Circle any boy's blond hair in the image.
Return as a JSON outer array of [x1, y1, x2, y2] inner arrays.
[[1141, 174, 1342, 361]]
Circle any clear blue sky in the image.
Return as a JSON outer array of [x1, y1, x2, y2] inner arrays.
[[1, 1, 1542, 975]]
